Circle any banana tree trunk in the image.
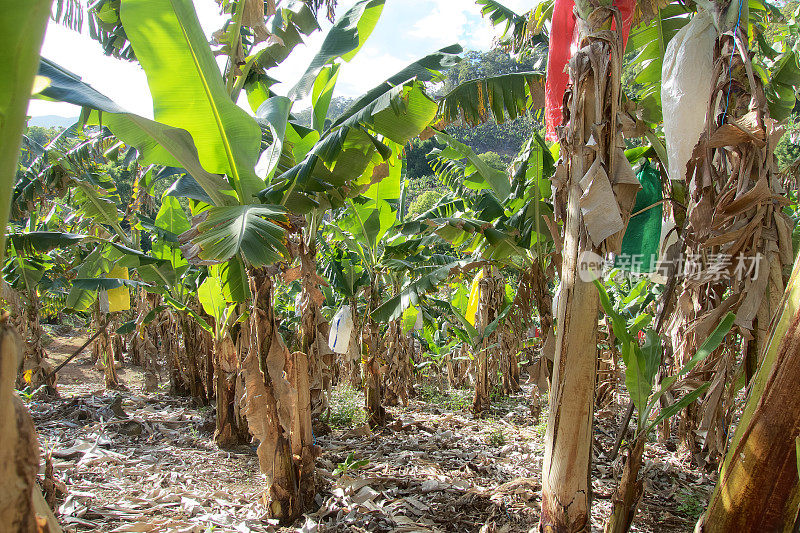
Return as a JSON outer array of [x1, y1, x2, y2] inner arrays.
[[129, 289, 147, 367], [446, 349, 456, 389], [541, 214, 599, 531], [500, 328, 521, 395], [531, 260, 555, 387], [0, 319, 41, 531], [99, 314, 120, 390], [297, 238, 332, 419], [384, 319, 411, 406], [143, 293, 162, 392], [605, 434, 646, 533], [243, 267, 315, 524], [347, 296, 362, 389], [473, 266, 503, 415], [179, 311, 208, 404], [473, 344, 490, 414], [668, 4, 791, 466], [233, 311, 250, 436], [214, 332, 248, 446], [19, 288, 54, 392], [363, 280, 386, 427], [155, 309, 189, 395], [540, 4, 634, 528], [698, 258, 800, 531], [204, 323, 214, 401]]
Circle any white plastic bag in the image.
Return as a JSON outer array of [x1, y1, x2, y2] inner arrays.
[[294, 292, 303, 317], [328, 305, 354, 354], [661, 11, 716, 183]]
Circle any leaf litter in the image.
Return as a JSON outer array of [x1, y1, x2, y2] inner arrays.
[[29, 339, 713, 532]]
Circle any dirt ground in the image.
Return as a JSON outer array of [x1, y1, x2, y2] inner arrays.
[[27, 334, 713, 532]]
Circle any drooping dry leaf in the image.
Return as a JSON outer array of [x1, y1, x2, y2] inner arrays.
[[579, 158, 624, 246], [688, 191, 714, 239], [719, 177, 773, 217], [774, 211, 795, 266], [241, 0, 278, 44], [282, 265, 301, 283], [707, 123, 763, 149], [264, 329, 296, 434], [611, 148, 641, 214], [240, 326, 278, 479], [734, 258, 770, 330]]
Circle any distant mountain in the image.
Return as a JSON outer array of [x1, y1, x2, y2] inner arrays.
[[28, 115, 79, 128]]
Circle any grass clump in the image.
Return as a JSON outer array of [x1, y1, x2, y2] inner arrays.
[[417, 384, 471, 411], [328, 385, 366, 428], [676, 489, 705, 518], [487, 428, 506, 447], [534, 406, 549, 438]]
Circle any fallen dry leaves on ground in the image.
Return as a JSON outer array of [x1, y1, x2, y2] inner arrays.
[[28, 337, 714, 532]]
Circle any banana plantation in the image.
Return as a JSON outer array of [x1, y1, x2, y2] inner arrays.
[[2, 0, 800, 531]]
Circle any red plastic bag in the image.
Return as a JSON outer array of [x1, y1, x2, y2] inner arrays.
[[544, 0, 636, 142]]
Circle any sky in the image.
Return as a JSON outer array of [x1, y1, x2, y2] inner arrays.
[[28, 0, 532, 119]]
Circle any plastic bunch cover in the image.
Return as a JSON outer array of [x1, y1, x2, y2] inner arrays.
[[661, 10, 716, 182], [328, 305, 354, 354], [545, 0, 636, 141], [615, 161, 663, 273]]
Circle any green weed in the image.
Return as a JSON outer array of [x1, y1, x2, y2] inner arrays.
[[333, 452, 369, 476], [487, 428, 506, 447], [328, 385, 366, 428], [676, 489, 705, 518], [417, 384, 471, 411]]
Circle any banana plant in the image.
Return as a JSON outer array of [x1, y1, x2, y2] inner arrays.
[[325, 172, 472, 425], [251, 39, 461, 420], [36, 0, 456, 521], [197, 273, 249, 445], [595, 278, 735, 532], [396, 129, 557, 400], [36, 0, 297, 497], [4, 227, 85, 390], [7, 134, 130, 391], [318, 237, 369, 388], [324, 196, 399, 427]]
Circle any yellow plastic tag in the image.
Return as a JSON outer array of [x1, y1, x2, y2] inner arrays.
[[465, 269, 484, 326], [107, 266, 131, 312]]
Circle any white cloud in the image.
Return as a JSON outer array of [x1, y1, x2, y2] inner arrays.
[[28, 0, 530, 120], [336, 48, 409, 97], [408, 2, 470, 48], [29, 4, 227, 119], [405, 0, 525, 52]]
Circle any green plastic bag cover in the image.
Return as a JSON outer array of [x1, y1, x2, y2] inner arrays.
[[615, 161, 662, 273]]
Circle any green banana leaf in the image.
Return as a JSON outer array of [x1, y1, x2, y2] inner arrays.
[[438, 71, 545, 126], [121, 0, 263, 201], [152, 197, 191, 272], [36, 59, 236, 207], [7, 231, 86, 254], [0, 0, 52, 262], [289, 0, 386, 100], [179, 204, 289, 267]]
